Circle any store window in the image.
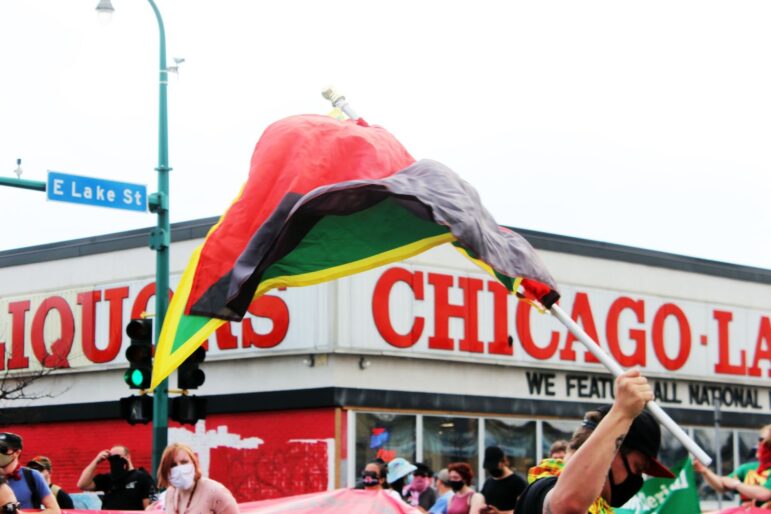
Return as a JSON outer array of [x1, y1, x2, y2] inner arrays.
[[355, 412, 416, 476], [657, 424, 689, 470], [542, 419, 579, 459], [485, 418, 536, 475], [693, 428, 734, 502], [424, 416, 479, 482], [737, 429, 759, 466]]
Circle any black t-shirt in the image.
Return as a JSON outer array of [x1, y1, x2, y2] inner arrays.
[[418, 487, 437, 510], [93, 469, 155, 510], [481, 472, 528, 510], [514, 476, 558, 514], [53, 487, 74, 510]]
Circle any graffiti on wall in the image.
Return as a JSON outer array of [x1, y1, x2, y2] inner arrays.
[[0, 408, 336, 502]]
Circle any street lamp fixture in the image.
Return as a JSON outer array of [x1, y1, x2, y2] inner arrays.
[[95, 0, 115, 24]]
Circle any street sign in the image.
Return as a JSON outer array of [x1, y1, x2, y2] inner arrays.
[[46, 171, 147, 212]]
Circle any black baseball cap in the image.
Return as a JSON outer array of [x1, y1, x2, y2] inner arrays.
[[0, 433, 22, 451], [594, 406, 674, 478], [483, 446, 505, 469]]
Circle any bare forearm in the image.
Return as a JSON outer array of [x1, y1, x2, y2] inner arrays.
[[549, 409, 633, 513], [701, 468, 727, 493], [733, 482, 771, 502], [77, 460, 99, 490], [41, 496, 61, 514]]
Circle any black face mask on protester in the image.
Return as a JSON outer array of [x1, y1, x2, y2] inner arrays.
[[361, 471, 380, 487], [449, 479, 465, 492], [108, 454, 129, 481], [608, 453, 644, 507], [486, 467, 504, 478]]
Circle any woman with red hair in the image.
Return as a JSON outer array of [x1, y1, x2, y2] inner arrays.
[[156, 443, 239, 514], [446, 462, 484, 514]]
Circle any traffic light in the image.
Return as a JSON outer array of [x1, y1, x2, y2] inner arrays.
[[170, 395, 207, 425], [119, 395, 153, 425], [177, 346, 206, 390], [124, 318, 153, 389]]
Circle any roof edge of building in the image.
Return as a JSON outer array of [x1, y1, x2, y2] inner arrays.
[[0, 217, 769, 285]]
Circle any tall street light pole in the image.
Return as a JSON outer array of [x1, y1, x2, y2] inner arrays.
[[96, 0, 170, 473]]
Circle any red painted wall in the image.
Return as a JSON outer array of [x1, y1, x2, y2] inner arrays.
[[1, 408, 336, 502]]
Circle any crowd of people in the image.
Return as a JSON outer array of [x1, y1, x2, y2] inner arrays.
[[0, 370, 767, 514], [350, 370, 670, 513], [0, 435, 237, 514], [354, 370, 771, 514]]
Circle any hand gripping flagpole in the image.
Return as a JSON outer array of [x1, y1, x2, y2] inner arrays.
[[550, 303, 713, 466]]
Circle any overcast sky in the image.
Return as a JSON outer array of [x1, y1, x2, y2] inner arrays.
[[1, 1, 770, 270]]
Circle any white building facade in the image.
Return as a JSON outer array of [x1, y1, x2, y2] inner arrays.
[[0, 217, 769, 502]]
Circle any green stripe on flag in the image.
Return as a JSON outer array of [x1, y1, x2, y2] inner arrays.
[[262, 197, 448, 280], [170, 314, 211, 354], [170, 197, 448, 354]]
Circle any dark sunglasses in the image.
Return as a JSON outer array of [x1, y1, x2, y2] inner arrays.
[[1, 502, 21, 514], [0, 447, 14, 456]]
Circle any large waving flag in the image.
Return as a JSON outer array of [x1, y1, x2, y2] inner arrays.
[[152, 114, 559, 389]]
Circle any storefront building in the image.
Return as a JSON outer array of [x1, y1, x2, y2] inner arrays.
[[0, 217, 769, 502]]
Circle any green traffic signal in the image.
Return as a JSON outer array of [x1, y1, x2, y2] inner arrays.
[[125, 368, 151, 389]]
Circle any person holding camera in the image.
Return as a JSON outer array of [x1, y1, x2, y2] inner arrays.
[[77, 445, 155, 510]]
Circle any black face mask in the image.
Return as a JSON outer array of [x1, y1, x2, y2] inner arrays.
[[108, 454, 129, 480], [449, 479, 465, 492], [361, 471, 380, 487], [487, 467, 504, 478], [608, 453, 644, 507]]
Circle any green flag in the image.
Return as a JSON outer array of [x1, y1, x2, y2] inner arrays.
[[616, 458, 701, 514]]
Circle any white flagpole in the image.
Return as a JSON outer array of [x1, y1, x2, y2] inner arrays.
[[318, 86, 711, 466], [550, 303, 712, 466]]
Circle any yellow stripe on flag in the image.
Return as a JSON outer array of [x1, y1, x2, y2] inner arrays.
[[151, 232, 456, 390]]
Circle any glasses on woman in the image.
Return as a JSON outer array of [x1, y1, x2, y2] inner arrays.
[[1, 502, 21, 514]]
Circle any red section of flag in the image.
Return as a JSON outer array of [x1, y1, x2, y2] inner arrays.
[[188, 115, 415, 314]]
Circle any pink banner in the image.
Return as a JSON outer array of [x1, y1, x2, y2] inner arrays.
[[66, 489, 421, 514]]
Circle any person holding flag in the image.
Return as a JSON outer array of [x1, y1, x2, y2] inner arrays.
[[514, 368, 674, 514]]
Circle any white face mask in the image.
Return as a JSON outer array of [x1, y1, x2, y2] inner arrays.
[[169, 463, 196, 490]]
